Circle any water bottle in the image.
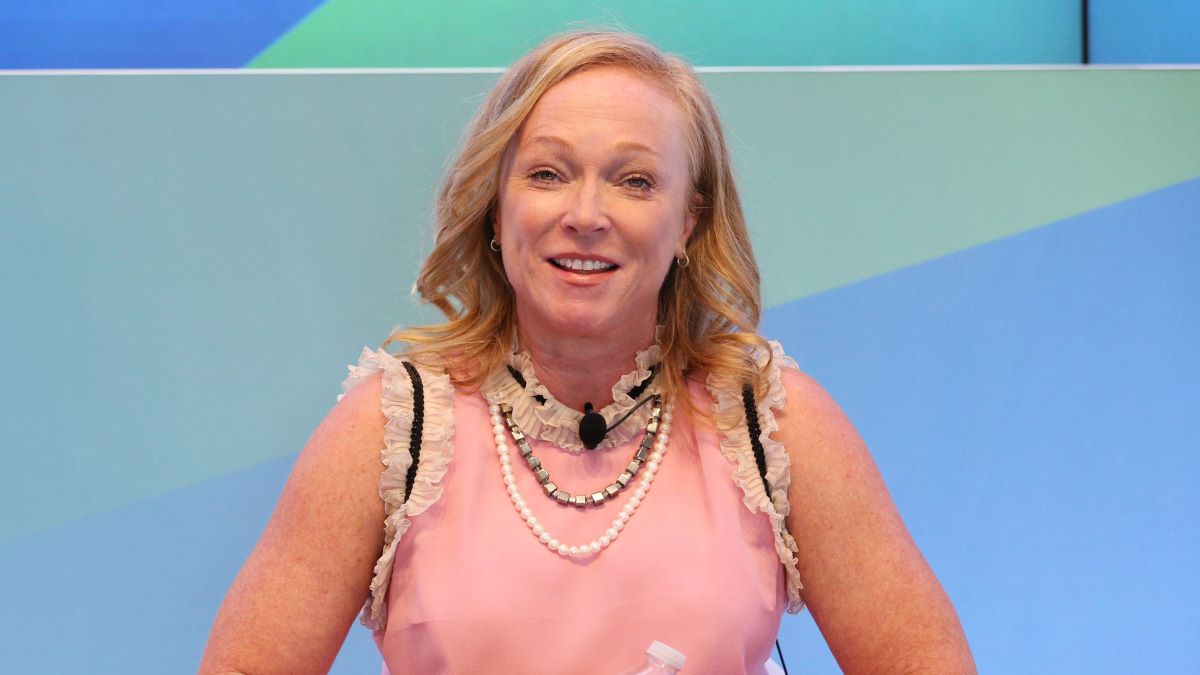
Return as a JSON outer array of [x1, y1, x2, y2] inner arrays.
[[618, 640, 687, 674]]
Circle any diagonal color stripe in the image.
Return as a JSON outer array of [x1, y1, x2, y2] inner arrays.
[[248, 0, 1078, 68], [709, 69, 1200, 306]]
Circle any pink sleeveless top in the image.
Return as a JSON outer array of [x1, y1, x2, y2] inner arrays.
[[340, 343, 804, 674]]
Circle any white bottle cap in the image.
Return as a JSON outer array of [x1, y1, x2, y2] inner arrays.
[[647, 640, 687, 670]]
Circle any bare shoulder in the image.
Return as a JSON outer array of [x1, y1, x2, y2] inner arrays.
[[774, 365, 864, 458], [309, 370, 389, 478], [772, 363, 976, 673], [198, 371, 387, 675], [280, 370, 389, 516]]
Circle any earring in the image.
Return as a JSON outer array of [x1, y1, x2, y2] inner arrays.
[[676, 251, 690, 268], [489, 237, 501, 252]]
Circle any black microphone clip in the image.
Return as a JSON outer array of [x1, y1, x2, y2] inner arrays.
[[579, 402, 607, 450]]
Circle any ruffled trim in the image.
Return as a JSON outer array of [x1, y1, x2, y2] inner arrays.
[[481, 342, 662, 453], [705, 340, 805, 613], [340, 347, 455, 632]]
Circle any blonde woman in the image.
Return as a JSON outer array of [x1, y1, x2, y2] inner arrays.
[[201, 31, 974, 674]]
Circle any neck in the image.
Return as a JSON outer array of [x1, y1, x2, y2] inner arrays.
[[516, 322, 655, 412]]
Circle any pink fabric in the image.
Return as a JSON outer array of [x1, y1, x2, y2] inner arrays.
[[375, 379, 787, 674]]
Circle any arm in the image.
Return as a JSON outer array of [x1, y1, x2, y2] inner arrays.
[[775, 367, 976, 674], [198, 373, 387, 675]]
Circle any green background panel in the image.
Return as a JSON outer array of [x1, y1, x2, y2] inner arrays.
[[714, 70, 1200, 304], [249, 0, 1080, 67], [2, 69, 1198, 542]]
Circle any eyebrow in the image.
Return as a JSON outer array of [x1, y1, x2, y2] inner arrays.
[[525, 135, 573, 152], [523, 135, 662, 157], [614, 141, 661, 157]]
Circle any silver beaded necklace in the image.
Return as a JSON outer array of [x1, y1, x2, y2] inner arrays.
[[499, 396, 664, 507], [488, 399, 674, 559]]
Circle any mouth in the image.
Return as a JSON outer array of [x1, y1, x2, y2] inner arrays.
[[549, 257, 618, 274]]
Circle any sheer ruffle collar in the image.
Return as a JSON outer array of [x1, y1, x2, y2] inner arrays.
[[482, 342, 662, 453], [342, 348, 455, 630]]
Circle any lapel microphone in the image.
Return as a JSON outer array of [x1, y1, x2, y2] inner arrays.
[[508, 364, 658, 450], [579, 403, 608, 449]]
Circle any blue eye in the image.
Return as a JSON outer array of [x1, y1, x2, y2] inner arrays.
[[625, 176, 653, 190], [530, 169, 559, 183]]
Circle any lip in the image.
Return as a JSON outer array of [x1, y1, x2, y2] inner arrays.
[[546, 253, 619, 283], [547, 252, 618, 266], [547, 253, 620, 273]]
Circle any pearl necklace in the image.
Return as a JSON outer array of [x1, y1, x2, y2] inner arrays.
[[500, 396, 664, 507], [489, 401, 673, 558]]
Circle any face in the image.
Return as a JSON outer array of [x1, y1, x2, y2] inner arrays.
[[495, 66, 697, 344]]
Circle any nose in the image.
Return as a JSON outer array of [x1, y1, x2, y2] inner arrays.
[[562, 177, 610, 234]]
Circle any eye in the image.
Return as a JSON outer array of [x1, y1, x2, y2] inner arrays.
[[529, 169, 560, 184], [623, 175, 654, 191]]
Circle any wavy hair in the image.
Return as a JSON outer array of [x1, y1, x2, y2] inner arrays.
[[387, 30, 771, 408]]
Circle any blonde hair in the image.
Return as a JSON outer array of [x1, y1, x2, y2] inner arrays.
[[387, 30, 771, 406]]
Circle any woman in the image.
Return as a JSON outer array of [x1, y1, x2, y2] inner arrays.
[[200, 31, 974, 674]]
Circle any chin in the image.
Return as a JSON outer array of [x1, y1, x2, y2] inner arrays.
[[518, 290, 658, 342], [549, 313, 620, 338], [531, 305, 636, 341]]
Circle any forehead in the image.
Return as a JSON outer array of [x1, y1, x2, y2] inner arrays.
[[514, 66, 689, 158]]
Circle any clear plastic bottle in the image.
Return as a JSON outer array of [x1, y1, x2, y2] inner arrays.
[[618, 640, 687, 674]]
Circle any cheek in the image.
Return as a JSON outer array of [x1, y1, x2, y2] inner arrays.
[[499, 196, 554, 249], [636, 208, 688, 258]]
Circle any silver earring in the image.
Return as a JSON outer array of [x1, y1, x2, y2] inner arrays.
[[489, 237, 501, 252], [676, 251, 690, 268]]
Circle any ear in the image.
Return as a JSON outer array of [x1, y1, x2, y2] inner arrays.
[[677, 192, 701, 255]]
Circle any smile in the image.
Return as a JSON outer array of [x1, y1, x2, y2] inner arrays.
[[550, 257, 618, 273]]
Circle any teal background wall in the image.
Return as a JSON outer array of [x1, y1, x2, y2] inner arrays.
[[2, 67, 1198, 673]]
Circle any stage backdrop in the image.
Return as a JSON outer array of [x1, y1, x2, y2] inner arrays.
[[2, 66, 1197, 674], [2, 2, 1199, 674]]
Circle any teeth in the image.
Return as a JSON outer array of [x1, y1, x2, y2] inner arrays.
[[554, 258, 615, 272]]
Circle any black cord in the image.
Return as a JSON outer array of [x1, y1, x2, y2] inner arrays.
[[506, 364, 657, 404], [605, 393, 659, 430], [775, 639, 789, 674], [507, 364, 660, 448], [507, 364, 657, 428]]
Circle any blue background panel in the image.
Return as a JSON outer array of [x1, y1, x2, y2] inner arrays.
[[0, 453, 379, 673], [766, 178, 1200, 674], [0, 0, 326, 68], [1092, 0, 1200, 64]]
